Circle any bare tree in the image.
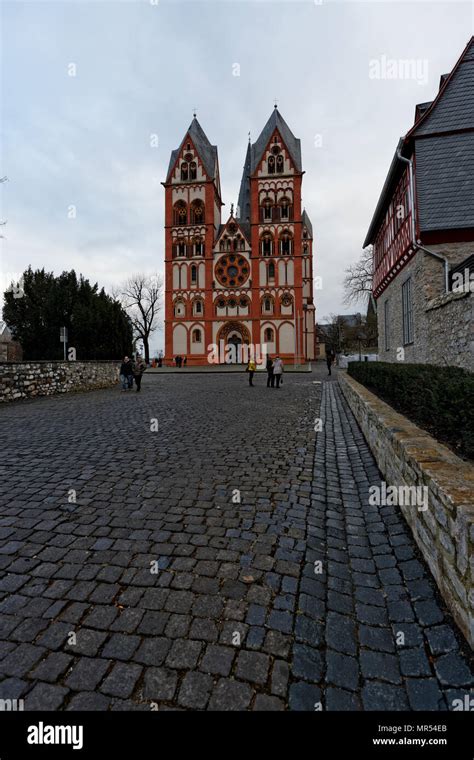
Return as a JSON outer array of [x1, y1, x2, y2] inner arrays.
[[116, 273, 163, 364], [343, 246, 374, 306]]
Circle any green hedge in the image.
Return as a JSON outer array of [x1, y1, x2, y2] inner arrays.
[[347, 362, 474, 460]]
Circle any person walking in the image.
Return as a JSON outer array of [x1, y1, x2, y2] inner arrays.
[[246, 358, 256, 386], [326, 348, 335, 376], [266, 355, 274, 388], [119, 356, 133, 391], [132, 354, 147, 392], [273, 356, 284, 388]]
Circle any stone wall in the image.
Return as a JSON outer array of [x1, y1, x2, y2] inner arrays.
[[339, 372, 474, 648], [0, 361, 120, 403], [377, 242, 473, 370]]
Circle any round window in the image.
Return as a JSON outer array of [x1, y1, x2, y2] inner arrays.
[[214, 255, 250, 287]]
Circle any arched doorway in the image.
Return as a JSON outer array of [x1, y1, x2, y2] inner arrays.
[[217, 322, 251, 364]]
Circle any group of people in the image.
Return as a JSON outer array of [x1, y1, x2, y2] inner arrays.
[[119, 355, 147, 392], [246, 355, 284, 387], [174, 355, 187, 368]]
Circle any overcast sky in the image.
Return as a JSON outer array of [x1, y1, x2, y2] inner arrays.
[[1, 0, 472, 353]]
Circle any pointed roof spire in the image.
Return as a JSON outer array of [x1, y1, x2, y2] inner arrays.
[[250, 109, 302, 173], [166, 116, 218, 182]]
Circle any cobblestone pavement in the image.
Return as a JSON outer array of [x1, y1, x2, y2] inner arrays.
[[0, 366, 472, 711]]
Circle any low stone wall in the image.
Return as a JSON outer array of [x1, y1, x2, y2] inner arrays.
[[339, 372, 474, 648], [0, 361, 120, 403]]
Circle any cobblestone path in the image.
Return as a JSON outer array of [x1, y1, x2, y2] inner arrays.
[[0, 367, 472, 710]]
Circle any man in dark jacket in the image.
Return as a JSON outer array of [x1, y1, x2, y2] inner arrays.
[[266, 355, 274, 388], [326, 348, 335, 376], [132, 355, 147, 392], [120, 356, 133, 391]]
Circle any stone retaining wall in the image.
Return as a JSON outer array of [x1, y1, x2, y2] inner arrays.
[[0, 361, 120, 403], [339, 372, 474, 647]]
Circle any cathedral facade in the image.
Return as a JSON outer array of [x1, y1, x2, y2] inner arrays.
[[163, 108, 316, 365]]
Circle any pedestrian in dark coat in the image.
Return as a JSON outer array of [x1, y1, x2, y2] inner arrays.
[[120, 356, 134, 391], [326, 349, 335, 376], [132, 355, 147, 392], [266, 355, 274, 388]]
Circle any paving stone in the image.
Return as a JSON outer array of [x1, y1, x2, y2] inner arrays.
[[325, 686, 362, 711], [253, 694, 284, 711], [208, 679, 253, 711], [425, 626, 459, 656], [143, 667, 178, 701], [66, 692, 111, 711], [288, 682, 322, 711], [360, 651, 402, 684], [326, 651, 359, 691], [166, 639, 202, 669], [133, 638, 171, 666], [101, 633, 140, 661], [25, 682, 69, 711], [31, 652, 73, 683], [399, 647, 432, 677], [100, 662, 142, 698], [406, 678, 445, 711], [235, 651, 270, 685], [434, 653, 473, 687], [200, 645, 235, 676], [177, 672, 213, 709], [65, 657, 111, 691], [362, 681, 409, 711]]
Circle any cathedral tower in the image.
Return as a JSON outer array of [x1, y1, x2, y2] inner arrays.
[[164, 110, 315, 365]]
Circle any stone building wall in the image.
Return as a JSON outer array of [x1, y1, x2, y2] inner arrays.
[[339, 372, 474, 648], [377, 242, 473, 370], [0, 361, 120, 403]]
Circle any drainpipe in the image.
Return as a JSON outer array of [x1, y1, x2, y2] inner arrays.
[[396, 149, 450, 293]]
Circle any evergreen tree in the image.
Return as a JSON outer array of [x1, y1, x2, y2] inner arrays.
[[3, 267, 133, 360]]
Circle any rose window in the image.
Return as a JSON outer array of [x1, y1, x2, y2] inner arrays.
[[215, 255, 249, 287]]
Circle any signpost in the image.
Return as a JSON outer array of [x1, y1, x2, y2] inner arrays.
[[60, 327, 68, 361]]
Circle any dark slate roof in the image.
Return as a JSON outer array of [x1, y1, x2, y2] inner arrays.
[[301, 209, 313, 238], [410, 37, 474, 136], [415, 132, 474, 230], [364, 37, 474, 246], [237, 142, 251, 223], [250, 108, 302, 174], [166, 117, 218, 181]]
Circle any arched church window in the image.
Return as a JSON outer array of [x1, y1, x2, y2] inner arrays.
[[174, 300, 185, 317], [280, 231, 292, 256], [174, 201, 187, 226], [268, 155, 275, 175], [181, 163, 188, 181], [190, 200, 204, 224], [190, 265, 198, 284], [240, 239, 245, 251], [279, 198, 290, 220], [268, 262, 275, 279], [264, 328, 274, 342], [189, 162, 197, 180], [262, 199, 273, 222], [193, 237, 204, 256], [276, 154, 284, 173], [194, 299, 203, 315], [192, 329, 202, 343], [261, 234, 273, 257]]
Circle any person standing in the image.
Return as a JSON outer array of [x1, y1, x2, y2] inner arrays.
[[266, 355, 274, 388], [273, 356, 284, 388], [119, 356, 133, 391], [326, 348, 335, 376], [247, 358, 256, 386], [132, 355, 147, 392]]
